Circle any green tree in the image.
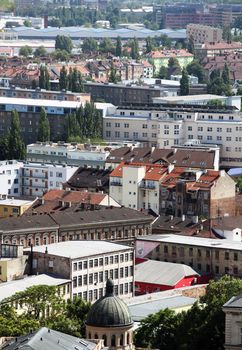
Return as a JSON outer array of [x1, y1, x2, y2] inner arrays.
[[38, 107, 50, 142], [19, 45, 33, 57], [44, 66, 50, 90], [158, 66, 168, 79], [39, 66, 45, 89], [167, 57, 181, 77], [108, 65, 120, 83], [51, 49, 70, 62], [65, 297, 91, 336], [23, 19, 32, 27], [222, 63, 230, 85], [186, 60, 206, 83], [180, 68, 189, 95], [130, 38, 139, 60], [59, 65, 68, 90], [55, 35, 73, 53], [115, 36, 122, 57], [34, 46, 47, 57], [145, 36, 154, 53], [223, 26, 232, 43], [187, 36, 195, 54], [82, 38, 98, 53], [99, 38, 114, 53], [0, 137, 9, 160], [7, 110, 25, 160]]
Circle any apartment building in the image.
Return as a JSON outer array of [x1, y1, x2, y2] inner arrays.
[[0, 97, 113, 144], [223, 295, 242, 350], [28, 240, 134, 302], [103, 103, 242, 167], [110, 162, 235, 218], [136, 234, 242, 279], [0, 160, 23, 196], [0, 207, 153, 247], [27, 142, 110, 168], [21, 163, 78, 197], [0, 244, 27, 282], [186, 24, 222, 45], [0, 198, 33, 218]]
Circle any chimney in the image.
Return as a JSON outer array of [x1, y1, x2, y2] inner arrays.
[[192, 215, 199, 224], [168, 164, 174, 174], [181, 214, 186, 221]]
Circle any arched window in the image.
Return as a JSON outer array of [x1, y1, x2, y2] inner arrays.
[[88, 333, 91, 339], [111, 335, 116, 347], [120, 334, 124, 346], [94, 334, 98, 339], [102, 335, 107, 346]]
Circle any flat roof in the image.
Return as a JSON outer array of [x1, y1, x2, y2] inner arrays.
[[26, 240, 131, 259], [0, 198, 33, 206], [137, 234, 242, 251], [153, 94, 227, 102], [0, 274, 70, 302]]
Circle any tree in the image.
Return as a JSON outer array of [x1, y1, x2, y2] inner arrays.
[[19, 45, 33, 57], [222, 63, 230, 85], [38, 107, 50, 142], [158, 66, 168, 79], [187, 60, 206, 83], [115, 36, 122, 57], [99, 38, 114, 54], [55, 35, 73, 53], [82, 38, 98, 53], [180, 68, 189, 95], [223, 26, 232, 44], [108, 65, 120, 83], [130, 38, 139, 60], [44, 66, 50, 90], [145, 36, 154, 53], [51, 49, 70, 62], [65, 297, 91, 336], [39, 66, 50, 90], [23, 19, 32, 27], [167, 57, 181, 77], [7, 110, 25, 160], [59, 65, 68, 90], [0, 137, 9, 160], [34, 46, 47, 57], [187, 36, 195, 54]]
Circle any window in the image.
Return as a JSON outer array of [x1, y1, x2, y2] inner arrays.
[[198, 126, 203, 131], [142, 124, 148, 129], [217, 127, 222, 132], [207, 135, 212, 140], [225, 252, 229, 260], [207, 127, 212, 132], [164, 245, 168, 253], [106, 122, 111, 127], [234, 253, 238, 261], [89, 260, 93, 268], [226, 137, 232, 141], [215, 266, 219, 274], [226, 128, 232, 133], [188, 126, 192, 131], [73, 263, 77, 271], [78, 276, 82, 286], [124, 123, 129, 128], [106, 131, 111, 138], [124, 132, 129, 138], [115, 123, 120, 127], [73, 277, 77, 288], [115, 131, 120, 138], [99, 271, 103, 282], [133, 132, 138, 138]]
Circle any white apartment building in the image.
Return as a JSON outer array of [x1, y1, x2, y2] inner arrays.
[[29, 241, 134, 303], [103, 103, 242, 167], [110, 163, 168, 214], [22, 163, 78, 197], [0, 160, 23, 196]]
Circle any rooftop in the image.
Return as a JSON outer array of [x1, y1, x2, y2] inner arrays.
[[135, 260, 198, 286], [26, 240, 131, 259], [0, 198, 34, 206], [153, 94, 228, 103], [137, 233, 242, 251], [0, 274, 70, 303], [223, 295, 242, 309]]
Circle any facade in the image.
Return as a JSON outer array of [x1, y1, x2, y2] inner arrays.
[[136, 234, 242, 279], [186, 24, 223, 45], [26, 142, 110, 168], [0, 97, 113, 144], [135, 260, 199, 295], [148, 49, 194, 75], [103, 103, 242, 167], [21, 162, 78, 197], [0, 207, 153, 247], [0, 244, 27, 282], [109, 162, 235, 218], [223, 295, 242, 350], [197, 41, 242, 59], [0, 161, 23, 197], [86, 279, 134, 350], [0, 198, 34, 218], [28, 241, 134, 302]]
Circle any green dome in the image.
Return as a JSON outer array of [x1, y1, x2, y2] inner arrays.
[[86, 279, 133, 328]]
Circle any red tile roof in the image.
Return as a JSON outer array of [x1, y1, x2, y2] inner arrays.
[[149, 49, 193, 59], [110, 162, 167, 181], [43, 189, 106, 204]]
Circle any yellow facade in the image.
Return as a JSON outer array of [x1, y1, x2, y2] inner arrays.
[[0, 202, 32, 218]]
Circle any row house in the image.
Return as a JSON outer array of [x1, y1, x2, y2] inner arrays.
[[110, 162, 235, 218]]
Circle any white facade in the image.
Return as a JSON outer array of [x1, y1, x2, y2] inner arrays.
[[0, 160, 23, 196], [103, 104, 242, 166], [22, 163, 78, 197]]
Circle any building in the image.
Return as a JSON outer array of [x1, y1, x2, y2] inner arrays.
[[1, 327, 104, 350], [0, 160, 23, 197], [0, 86, 90, 102], [28, 241, 134, 302], [0, 197, 34, 218], [86, 279, 134, 350], [223, 295, 242, 350], [0, 207, 153, 247], [135, 260, 199, 295], [141, 60, 153, 79], [110, 162, 235, 218], [0, 244, 27, 282], [196, 41, 242, 59], [0, 274, 71, 306], [148, 49, 194, 76], [21, 162, 78, 197], [25, 189, 120, 215], [136, 234, 242, 279], [0, 97, 113, 144], [26, 142, 110, 168], [103, 103, 242, 168], [186, 24, 223, 45]]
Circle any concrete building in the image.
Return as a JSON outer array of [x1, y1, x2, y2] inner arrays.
[[26, 142, 110, 168], [0, 197, 34, 218], [223, 295, 242, 350], [136, 234, 242, 279], [21, 162, 78, 197], [0, 244, 27, 282], [103, 103, 242, 167], [110, 162, 235, 218], [0, 160, 23, 197], [186, 24, 223, 45], [0, 207, 153, 247], [28, 241, 134, 302]]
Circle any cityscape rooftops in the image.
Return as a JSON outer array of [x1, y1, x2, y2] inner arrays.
[[148, 49, 193, 59], [26, 240, 131, 259]]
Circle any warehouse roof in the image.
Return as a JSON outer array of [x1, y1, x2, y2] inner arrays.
[[25, 240, 131, 259], [135, 260, 198, 286]]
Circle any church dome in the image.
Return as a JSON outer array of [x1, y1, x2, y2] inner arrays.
[[86, 279, 133, 328]]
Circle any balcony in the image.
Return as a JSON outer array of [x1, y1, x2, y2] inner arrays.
[[110, 181, 122, 186], [140, 182, 156, 190]]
